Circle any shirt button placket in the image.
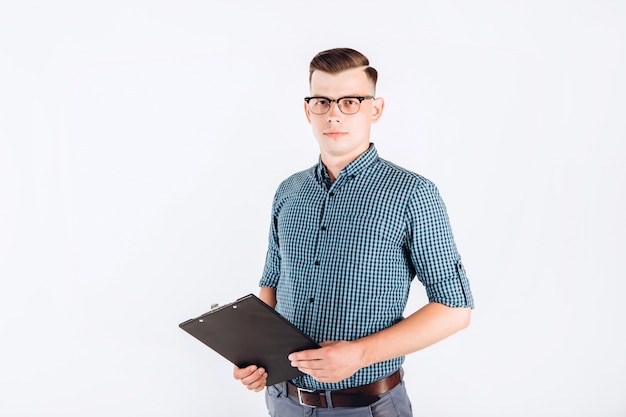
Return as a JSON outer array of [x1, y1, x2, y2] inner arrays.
[[311, 189, 332, 313], [315, 189, 333, 266]]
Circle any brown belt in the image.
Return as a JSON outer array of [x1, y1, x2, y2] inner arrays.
[[286, 370, 402, 408]]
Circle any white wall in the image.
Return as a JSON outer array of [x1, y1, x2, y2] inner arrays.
[[1, 1, 624, 416]]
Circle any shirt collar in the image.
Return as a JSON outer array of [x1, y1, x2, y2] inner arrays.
[[315, 143, 379, 187]]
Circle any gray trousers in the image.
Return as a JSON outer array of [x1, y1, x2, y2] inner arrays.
[[264, 378, 413, 417]]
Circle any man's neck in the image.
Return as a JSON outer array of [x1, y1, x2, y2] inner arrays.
[[321, 158, 344, 183], [320, 145, 370, 182]]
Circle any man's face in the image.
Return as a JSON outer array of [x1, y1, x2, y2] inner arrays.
[[305, 67, 384, 163]]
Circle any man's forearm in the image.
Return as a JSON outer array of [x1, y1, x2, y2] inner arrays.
[[259, 286, 277, 308], [355, 302, 472, 368]]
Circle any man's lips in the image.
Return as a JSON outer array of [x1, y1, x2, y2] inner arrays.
[[324, 131, 347, 139]]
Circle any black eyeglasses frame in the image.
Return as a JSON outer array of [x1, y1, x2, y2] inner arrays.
[[304, 96, 375, 115]]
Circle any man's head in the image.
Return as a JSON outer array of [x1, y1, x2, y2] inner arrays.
[[305, 48, 384, 172]]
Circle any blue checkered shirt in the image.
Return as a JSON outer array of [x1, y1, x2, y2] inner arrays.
[[259, 144, 474, 391]]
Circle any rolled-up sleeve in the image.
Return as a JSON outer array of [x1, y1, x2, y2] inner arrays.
[[259, 192, 281, 289], [405, 182, 474, 308]]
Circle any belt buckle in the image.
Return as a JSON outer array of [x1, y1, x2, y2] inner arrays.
[[296, 387, 317, 407]]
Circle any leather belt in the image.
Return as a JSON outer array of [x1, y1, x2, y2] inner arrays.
[[286, 370, 401, 408]]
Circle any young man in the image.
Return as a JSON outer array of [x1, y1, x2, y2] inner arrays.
[[234, 48, 474, 416]]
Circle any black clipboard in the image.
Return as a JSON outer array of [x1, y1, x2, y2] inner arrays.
[[179, 294, 319, 386]]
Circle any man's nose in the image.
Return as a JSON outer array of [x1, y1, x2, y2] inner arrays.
[[327, 100, 342, 120]]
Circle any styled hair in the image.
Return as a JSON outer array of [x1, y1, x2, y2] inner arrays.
[[309, 48, 378, 90]]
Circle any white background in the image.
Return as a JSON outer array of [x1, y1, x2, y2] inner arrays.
[[1, 1, 625, 416]]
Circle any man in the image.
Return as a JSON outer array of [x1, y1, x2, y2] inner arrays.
[[234, 47, 474, 416]]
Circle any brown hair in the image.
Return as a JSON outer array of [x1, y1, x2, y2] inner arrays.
[[309, 48, 378, 90]]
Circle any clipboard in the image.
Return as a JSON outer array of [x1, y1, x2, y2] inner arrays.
[[179, 294, 319, 386]]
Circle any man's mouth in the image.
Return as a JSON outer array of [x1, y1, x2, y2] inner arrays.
[[324, 130, 346, 139]]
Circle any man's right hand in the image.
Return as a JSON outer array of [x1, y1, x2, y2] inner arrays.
[[233, 364, 268, 392]]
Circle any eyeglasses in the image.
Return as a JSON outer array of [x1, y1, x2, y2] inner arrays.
[[304, 96, 375, 115]]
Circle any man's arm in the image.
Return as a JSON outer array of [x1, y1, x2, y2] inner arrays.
[[288, 302, 471, 384], [232, 287, 277, 391], [258, 286, 277, 308]]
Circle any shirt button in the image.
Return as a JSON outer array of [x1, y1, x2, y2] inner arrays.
[[314, 260, 320, 266], [309, 297, 315, 303], [320, 226, 327, 231], [328, 192, 334, 197]]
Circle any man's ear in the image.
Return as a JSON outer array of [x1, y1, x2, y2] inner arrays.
[[371, 97, 384, 123], [304, 100, 312, 123]]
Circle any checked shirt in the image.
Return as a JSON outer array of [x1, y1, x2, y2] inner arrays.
[[259, 144, 474, 391]]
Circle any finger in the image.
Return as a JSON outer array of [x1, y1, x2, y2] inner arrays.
[[240, 367, 265, 382], [233, 364, 258, 380], [240, 367, 267, 388], [295, 366, 336, 383], [248, 377, 268, 392], [292, 360, 325, 372], [289, 347, 325, 362], [245, 371, 268, 392]]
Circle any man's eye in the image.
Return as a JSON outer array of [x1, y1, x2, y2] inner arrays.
[[314, 99, 329, 106]]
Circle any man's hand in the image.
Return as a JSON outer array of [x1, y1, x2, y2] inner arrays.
[[288, 340, 364, 384], [233, 365, 267, 392]]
